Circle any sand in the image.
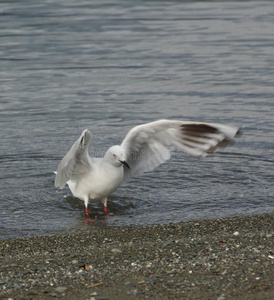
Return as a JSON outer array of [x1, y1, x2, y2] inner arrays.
[[1, 213, 273, 299]]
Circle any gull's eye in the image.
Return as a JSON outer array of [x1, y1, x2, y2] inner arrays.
[[113, 154, 117, 158]]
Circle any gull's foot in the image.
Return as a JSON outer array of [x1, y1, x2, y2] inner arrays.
[[85, 218, 96, 224], [85, 207, 96, 224], [105, 214, 115, 218]]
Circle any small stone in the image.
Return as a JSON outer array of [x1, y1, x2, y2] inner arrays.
[[124, 281, 131, 286], [72, 259, 78, 265], [50, 293, 57, 297], [233, 231, 239, 236], [266, 233, 273, 238], [82, 264, 92, 271], [111, 248, 122, 254], [149, 277, 157, 285], [90, 292, 98, 296], [28, 291, 38, 296], [217, 294, 225, 300], [128, 289, 138, 296], [55, 286, 67, 293]]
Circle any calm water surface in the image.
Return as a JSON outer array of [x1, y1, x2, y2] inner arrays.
[[1, 1, 273, 239]]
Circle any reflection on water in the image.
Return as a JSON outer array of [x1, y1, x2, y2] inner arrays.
[[0, 0, 273, 239]]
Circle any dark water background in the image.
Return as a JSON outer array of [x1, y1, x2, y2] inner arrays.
[[1, 0, 273, 239]]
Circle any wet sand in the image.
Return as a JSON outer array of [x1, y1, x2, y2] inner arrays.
[[1, 213, 273, 299]]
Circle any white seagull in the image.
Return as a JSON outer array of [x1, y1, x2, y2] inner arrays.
[[55, 119, 241, 216]]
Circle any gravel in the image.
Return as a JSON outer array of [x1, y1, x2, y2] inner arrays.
[[1, 213, 273, 299]]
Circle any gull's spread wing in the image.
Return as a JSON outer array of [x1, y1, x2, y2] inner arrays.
[[55, 129, 93, 189], [120, 119, 241, 181]]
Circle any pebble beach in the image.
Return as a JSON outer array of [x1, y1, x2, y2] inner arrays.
[[1, 213, 273, 300]]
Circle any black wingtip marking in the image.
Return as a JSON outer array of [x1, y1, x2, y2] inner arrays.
[[235, 128, 243, 137], [180, 123, 219, 134]]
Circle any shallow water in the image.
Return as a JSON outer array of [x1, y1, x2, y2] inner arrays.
[[0, 0, 273, 239]]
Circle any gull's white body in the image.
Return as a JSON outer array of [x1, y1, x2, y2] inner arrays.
[[54, 119, 241, 214], [66, 158, 124, 208]]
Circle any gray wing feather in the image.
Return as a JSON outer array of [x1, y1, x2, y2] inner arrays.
[[121, 119, 241, 181], [54, 129, 93, 189]]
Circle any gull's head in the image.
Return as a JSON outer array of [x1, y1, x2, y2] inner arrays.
[[104, 145, 130, 169]]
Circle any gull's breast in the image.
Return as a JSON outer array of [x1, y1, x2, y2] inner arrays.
[[73, 165, 124, 200]]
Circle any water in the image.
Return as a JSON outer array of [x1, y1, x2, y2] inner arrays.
[[0, 0, 273, 239]]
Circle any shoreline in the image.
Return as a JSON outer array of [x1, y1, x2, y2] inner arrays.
[[1, 213, 273, 299]]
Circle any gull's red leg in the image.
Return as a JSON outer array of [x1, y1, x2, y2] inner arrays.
[[85, 206, 89, 216], [102, 198, 112, 216], [85, 206, 96, 223], [104, 205, 115, 218]]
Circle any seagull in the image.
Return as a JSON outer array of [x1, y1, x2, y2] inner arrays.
[[54, 119, 241, 216]]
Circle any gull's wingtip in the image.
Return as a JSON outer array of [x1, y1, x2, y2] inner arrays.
[[235, 128, 243, 137], [82, 128, 91, 135], [81, 129, 92, 141]]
